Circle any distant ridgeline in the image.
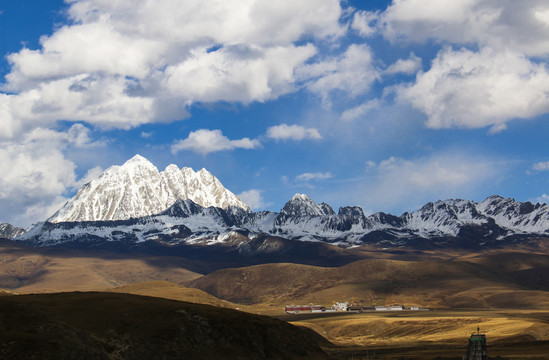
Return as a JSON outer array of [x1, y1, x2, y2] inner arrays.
[[14, 193, 549, 251], [9, 156, 549, 250]]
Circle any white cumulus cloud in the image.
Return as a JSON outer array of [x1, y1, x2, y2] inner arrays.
[[398, 47, 549, 129], [352, 10, 379, 37], [297, 44, 380, 105], [0, 141, 72, 226], [1, 0, 346, 137], [164, 44, 317, 104], [237, 189, 267, 210], [0, 123, 107, 227], [381, 0, 549, 130], [380, 0, 549, 57], [384, 53, 422, 75], [171, 129, 261, 155], [266, 124, 322, 141]]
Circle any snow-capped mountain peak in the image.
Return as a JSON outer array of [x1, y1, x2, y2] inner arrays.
[[125, 154, 154, 166], [0, 223, 26, 239], [403, 199, 488, 236], [48, 155, 250, 223], [319, 202, 336, 216], [280, 194, 326, 217], [477, 195, 549, 232]]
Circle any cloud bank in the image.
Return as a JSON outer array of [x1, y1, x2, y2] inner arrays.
[[3, 0, 549, 227], [171, 129, 260, 155]]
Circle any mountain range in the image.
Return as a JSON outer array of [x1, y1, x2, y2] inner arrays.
[[49, 155, 250, 223], [6, 155, 549, 251]]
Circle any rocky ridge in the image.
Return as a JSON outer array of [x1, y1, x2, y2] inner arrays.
[[16, 193, 549, 250], [49, 155, 250, 223], [0, 223, 26, 239]]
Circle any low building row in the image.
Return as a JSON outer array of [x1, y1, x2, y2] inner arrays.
[[284, 302, 428, 314]]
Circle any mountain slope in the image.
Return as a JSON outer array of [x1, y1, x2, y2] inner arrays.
[[0, 292, 328, 359], [0, 223, 26, 239], [108, 281, 239, 308], [49, 155, 250, 223]]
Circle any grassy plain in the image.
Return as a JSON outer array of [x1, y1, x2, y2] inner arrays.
[[2, 239, 549, 359], [285, 309, 549, 359]]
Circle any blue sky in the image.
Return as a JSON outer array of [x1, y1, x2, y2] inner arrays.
[[2, 0, 549, 227]]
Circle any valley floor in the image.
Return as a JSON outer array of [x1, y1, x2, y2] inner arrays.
[[285, 309, 549, 359], [2, 239, 549, 359]]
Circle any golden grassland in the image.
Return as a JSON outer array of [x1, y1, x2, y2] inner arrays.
[[289, 310, 549, 345], [2, 240, 549, 358], [287, 309, 549, 359], [0, 241, 202, 293]]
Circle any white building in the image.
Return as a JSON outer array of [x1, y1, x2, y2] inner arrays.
[[332, 302, 349, 311]]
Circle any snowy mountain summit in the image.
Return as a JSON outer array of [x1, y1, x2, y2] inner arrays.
[[280, 194, 335, 217], [48, 155, 250, 222], [0, 223, 26, 239]]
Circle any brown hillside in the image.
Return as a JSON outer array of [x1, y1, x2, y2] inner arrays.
[[0, 240, 202, 293], [108, 281, 239, 309], [458, 252, 549, 290], [0, 292, 328, 359], [190, 255, 549, 310]]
